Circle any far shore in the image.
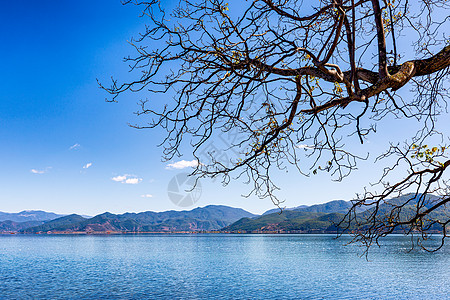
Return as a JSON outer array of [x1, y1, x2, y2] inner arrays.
[[2, 230, 342, 235], [1, 230, 444, 235]]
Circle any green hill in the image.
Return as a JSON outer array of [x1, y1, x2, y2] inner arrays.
[[223, 210, 341, 232], [22, 214, 87, 233]]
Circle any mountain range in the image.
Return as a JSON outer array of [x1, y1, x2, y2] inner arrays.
[[1, 194, 447, 234], [0, 206, 256, 233], [224, 194, 448, 233]]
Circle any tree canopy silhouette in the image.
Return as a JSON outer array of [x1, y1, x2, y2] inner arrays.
[[101, 0, 450, 250]]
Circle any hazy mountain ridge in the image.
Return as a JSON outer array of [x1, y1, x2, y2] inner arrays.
[[262, 205, 309, 215], [0, 210, 64, 222], [262, 200, 355, 215]]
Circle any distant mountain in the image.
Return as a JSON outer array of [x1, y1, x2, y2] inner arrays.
[[20, 205, 257, 233], [0, 210, 64, 222], [358, 193, 447, 227], [0, 220, 44, 232], [225, 194, 448, 233], [263, 200, 354, 215]]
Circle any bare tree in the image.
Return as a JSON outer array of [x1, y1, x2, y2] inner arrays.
[[100, 0, 450, 250]]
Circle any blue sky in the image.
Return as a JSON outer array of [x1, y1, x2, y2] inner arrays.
[[0, 1, 447, 215]]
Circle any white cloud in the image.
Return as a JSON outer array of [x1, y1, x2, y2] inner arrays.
[[111, 174, 142, 184], [69, 143, 81, 150], [141, 194, 153, 198], [296, 144, 315, 150], [166, 160, 199, 170], [112, 175, 127, 182], [30, 167, 51, 174], [125, 178, 141, 184], [31, 169, 45, 174], [83, 162, 93, 169]]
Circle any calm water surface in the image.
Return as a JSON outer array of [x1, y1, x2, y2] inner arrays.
[[0, 234, 448, 299]]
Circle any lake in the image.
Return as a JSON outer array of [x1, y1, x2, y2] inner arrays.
[[0, 234, 448, 299]]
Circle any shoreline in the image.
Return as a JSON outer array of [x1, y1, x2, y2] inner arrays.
[[1, 230, 342, 235], [1, 230, 444, 235]]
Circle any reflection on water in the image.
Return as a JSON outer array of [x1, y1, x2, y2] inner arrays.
[[0, 234, 448, 299]]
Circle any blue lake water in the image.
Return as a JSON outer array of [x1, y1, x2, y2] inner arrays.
[[0, 234, 448, 299]]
